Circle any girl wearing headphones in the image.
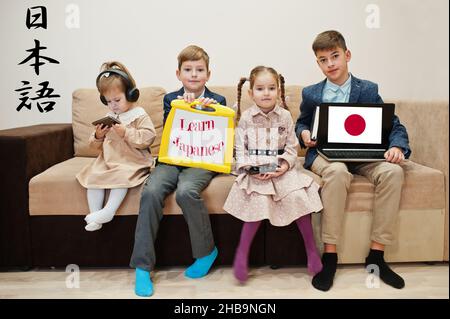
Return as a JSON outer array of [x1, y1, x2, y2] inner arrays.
[[76, 61, 156, 231]]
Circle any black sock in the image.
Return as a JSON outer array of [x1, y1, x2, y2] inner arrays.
[[365, 249, 405, 289], [312, 252, 337, 291]]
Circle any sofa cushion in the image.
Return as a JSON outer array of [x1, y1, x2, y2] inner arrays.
[[29, 157, 236, 216], [72, 87, 166, 157], [29, 157, 444, 216]]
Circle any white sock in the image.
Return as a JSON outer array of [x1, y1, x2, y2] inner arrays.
[[87, 188, 105, 212], [85, 189, 105, 231], [85, 188, 127, 224], [85, 222, 102, 231]]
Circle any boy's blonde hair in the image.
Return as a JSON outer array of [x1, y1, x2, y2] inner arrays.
[[177, 45, 210, 71], [236, 66, 288, 122], [96, 61, 137, 95], [312, 30, 347, 54]]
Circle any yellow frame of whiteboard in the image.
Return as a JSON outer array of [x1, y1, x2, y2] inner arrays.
[[158, 99, 235, 174]]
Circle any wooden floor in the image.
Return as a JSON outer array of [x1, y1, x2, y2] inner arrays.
[[0, 263, 448, 299]]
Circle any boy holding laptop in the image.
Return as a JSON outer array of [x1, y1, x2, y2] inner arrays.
[[295, 30, 410, 291]]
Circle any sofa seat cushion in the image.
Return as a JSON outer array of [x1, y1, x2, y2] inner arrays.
[[29, 157, 445, 216], [29, 157, 236, 216]]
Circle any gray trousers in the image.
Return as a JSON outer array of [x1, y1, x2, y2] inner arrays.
[[130, 163, 217, 271]]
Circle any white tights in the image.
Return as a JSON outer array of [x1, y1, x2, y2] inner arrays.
[[84, 188, 128, 231]]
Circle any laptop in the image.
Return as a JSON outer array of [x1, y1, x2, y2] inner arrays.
[[316, 103, 395, 162]]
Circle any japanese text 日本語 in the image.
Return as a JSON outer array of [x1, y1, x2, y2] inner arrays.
[[16, 6, 60, 113]]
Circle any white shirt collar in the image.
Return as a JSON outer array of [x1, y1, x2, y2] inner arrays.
[[107, 106, 146, 125], [326, 73, 352, 93]]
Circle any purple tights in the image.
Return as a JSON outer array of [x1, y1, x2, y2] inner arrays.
[[233, 215, 322, 283]]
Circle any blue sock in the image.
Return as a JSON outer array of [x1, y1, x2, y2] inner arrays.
[[135, 268, 153, 297], [185, 246, 218, 279]]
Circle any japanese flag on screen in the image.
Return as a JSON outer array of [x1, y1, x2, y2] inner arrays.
[[328, 106, 382, 144]]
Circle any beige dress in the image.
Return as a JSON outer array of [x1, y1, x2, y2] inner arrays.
[[76, 107, 156, 189], [223, 104, 323, 226]]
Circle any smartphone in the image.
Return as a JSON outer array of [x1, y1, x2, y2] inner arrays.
[[92, 115, 121, 128]]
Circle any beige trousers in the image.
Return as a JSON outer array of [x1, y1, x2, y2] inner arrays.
[[311, 155, 404, 246]]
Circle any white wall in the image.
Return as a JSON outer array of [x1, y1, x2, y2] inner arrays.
[[1, 0, 448, 129]]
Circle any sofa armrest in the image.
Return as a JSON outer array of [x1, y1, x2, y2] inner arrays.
[[0, 124, 74, 268], [394, 100, 449, 261], [394, 100, 449, 172]]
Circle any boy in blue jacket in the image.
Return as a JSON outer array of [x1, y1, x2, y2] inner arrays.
[[295, 31, 410, 291]]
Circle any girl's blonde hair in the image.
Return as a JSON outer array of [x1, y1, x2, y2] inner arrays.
[[96, 61, 137, 96], [236, 66, 287, 122]]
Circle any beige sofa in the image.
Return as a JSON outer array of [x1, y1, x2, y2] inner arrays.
[[0, 86, 447, 268]]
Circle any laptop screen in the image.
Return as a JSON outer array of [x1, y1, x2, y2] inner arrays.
[[328, 106, 382, 144], [317, 103, 395, 149]]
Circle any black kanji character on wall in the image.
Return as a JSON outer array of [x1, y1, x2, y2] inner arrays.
[[26, 6, 47, 29], [18, 39, 60, 75]]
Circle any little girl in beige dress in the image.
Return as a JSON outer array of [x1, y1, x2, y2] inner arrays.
[[77, 61, 156, 231]]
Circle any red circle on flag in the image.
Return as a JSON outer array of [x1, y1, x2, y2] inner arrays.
[[344, 114, 366, 136]]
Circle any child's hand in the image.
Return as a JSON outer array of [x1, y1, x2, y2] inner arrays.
[[274, 161, 289, 176], [253, 173, 272, 181], [177, 92, 196, 103], [112, 123, 126, 138], [267, 161, 289, 179], [384, 147, 404, 164], [301, 130, 317, 147], [197, 97, 217, 106], [94, 124, 110, 139], [177, 93, 217, 106]]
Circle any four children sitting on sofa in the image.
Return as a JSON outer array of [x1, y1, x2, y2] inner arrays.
[[76, 30, 410, 297]]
